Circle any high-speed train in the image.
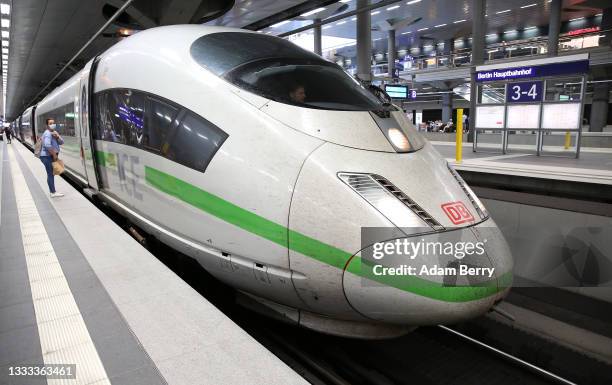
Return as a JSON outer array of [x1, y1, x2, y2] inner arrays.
[[19, 25, 513, 338]]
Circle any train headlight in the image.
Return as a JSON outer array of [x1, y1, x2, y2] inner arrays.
[[447, 163, 489, 219], [387, 128, 412, 152], [338, 173, 444, 231]]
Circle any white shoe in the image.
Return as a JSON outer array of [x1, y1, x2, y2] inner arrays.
[[50, 192, 65, 198]]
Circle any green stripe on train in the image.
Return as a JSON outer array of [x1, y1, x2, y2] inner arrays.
[[95, 150, 116, 168], [142, 164, 511, 302]]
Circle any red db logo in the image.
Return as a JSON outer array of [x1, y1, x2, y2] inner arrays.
[[441, 201, 474, 225]]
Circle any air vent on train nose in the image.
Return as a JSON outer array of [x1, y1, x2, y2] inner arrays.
[[338, 173, 445, 231]]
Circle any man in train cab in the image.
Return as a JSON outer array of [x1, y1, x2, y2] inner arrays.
[[289, 84, 306, 104], [39, 118, 65, 198]]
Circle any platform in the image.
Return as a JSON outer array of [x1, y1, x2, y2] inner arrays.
[[0, 141, 307, 385], [432, 141, 612, 185]]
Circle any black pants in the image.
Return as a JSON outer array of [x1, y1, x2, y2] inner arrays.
[[5, 132, 11, 143]]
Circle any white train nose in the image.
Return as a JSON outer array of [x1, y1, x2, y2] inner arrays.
[[342, 219, 513, 325]]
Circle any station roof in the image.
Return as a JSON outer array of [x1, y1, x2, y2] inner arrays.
[[2, 0, 607, 120]]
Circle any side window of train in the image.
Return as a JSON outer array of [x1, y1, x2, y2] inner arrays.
[[65, 104, 76, 136], [55, 108, 65, 136], [166, 112, 228, 173], [143, 96, 179, 153], [94, 91, 120, 142], [114, 89, 145, 147], [94, 89, 144, 144]]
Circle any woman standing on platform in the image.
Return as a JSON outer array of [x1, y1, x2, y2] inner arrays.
[[39, 118, 64, 198]]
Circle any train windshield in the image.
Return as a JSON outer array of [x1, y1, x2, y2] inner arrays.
[[191, 32, 388, 111]]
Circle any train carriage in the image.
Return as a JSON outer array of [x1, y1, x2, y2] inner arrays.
[[26, 25, 512, 338]]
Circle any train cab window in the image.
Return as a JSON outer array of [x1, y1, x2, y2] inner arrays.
[[190, 32, 388, 112], [190, 32, 318, 77], [144, 97, 179, 153], [166, 112, 228, 172], [226, 59, 385, 111]]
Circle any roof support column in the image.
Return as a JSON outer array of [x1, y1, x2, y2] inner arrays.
[[468, 0, 486, 143], [356, 0, 372, 82], [313, 18, 322, 56], [548, 0, 562, 56], [387, 29, 396, 79], [442, 92, 452, 123], [589, 83, 610, 132], [600, 7, 612, 48]]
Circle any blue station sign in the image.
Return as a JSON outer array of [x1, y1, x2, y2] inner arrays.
[[506, 81, 543, 103], [476, 60, 589, 82]]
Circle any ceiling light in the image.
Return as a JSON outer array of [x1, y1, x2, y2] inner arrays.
[[1, 18, 9, 28], [407, 0, 421, 4], [434, 23, 447, 28], [504, 29, 517, 33], [524, 26, 537, 30], [336, 21, 346, 25], [521, 3, 537, 8], [371, 11, 380, 15], [569, 17, 584, 21], [401, 31, 412, 34], [417, 27, 429, 31], [340, 0, 351, 3], [271, 20, 290, 28], [0, 4, 9, 15], [300, 7, 325, 17], [496, 9, 511, 14], [486, 33, 498, 37], [1, 40, 7, 47], [596, 13, 602, 16], [351, 17, 357, 21], [453, 19, 466, 23], [387, 5, 400, 11], [1, 31, 7, 38], [2, 48, 8, 54]]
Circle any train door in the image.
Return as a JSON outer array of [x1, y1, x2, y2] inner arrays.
[[79, 60, 100, 190], [74, 75, 89, 181], [30, 107, 37, 145], [17, 116, 22, 141]]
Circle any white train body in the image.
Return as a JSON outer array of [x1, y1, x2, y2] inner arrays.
[[24, 25, 513, 338]]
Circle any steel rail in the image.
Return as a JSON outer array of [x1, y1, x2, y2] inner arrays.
[[438, 325, 578, 385]]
